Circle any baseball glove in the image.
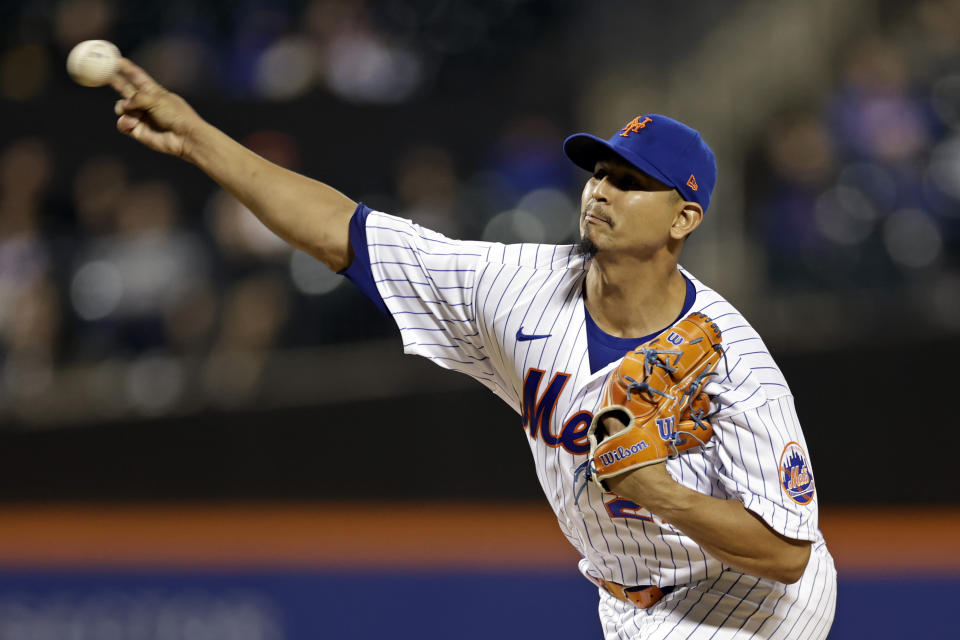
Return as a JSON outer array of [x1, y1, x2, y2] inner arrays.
[[576, 312, 724, 497]]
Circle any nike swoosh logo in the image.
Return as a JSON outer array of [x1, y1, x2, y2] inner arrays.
[[516, 327, 552, 342]]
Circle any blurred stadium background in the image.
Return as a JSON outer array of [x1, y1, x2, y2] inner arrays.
[[0, 0, 958, 637]]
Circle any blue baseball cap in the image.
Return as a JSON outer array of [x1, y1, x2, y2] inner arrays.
[[563, 114, 717, 211]]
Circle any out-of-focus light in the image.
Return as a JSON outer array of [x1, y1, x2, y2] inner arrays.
[[883, 208, 942, 268], [931, 74, 960, 128], [0, 137, 52, 195], [515, 188, 577, 243], [255, 36, 321, 100], [84, 358, 125, 411], [326, 34, 421, 103], [837, 162, 897, 207], [813, 186, 877, 245], [100, 235, 208, 315], [289, 250, 341, 295], [71, 260, 123, 320], [242, 130, 301, 170], [73, 156, 128, 231], [206, 190, 291, 259], [130, 37, 212, 94], [125, 353, 184, 415], [203, 349, 262, 406], [463, 170, 518, 217], [0, 236, 49, 298], [482, 209, 545, 244], [3, 356, 53, 399], [764, 114, 836, 187], [927, 136, 960, 202], [0, 45, 49, 101], [54, 0, 114, 49]]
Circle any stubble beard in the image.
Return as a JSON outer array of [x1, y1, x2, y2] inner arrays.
[[576, 203, 603, 259], [575, 235, 599, 259]]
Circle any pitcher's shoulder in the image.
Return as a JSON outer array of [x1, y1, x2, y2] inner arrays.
[[681, 270, 792, 409]]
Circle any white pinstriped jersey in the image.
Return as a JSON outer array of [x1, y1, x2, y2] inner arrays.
[[347, 206, 836, 639]]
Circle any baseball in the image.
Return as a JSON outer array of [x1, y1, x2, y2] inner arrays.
[[66, 40, 121, 87]]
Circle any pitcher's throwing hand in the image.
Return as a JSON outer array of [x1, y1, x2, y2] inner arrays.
[[111, 59, 203, 159]]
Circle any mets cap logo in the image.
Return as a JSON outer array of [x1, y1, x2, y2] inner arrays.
[[779, 442, 815, 505], [619, 116, 653, 137]]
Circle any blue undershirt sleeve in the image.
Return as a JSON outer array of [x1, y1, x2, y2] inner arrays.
[[337, 202, 389, 314]]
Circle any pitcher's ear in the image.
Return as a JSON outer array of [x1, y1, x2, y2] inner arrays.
[[671, 202, 703, 240]]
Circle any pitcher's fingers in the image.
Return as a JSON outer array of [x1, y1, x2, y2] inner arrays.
[[110, 74, 136, 99], [114, 96, 138, 116], [115, 58, 158, 92], [116, 89, 159, 113], [117, 112, 143, 134], [114, 98, 140, 116]]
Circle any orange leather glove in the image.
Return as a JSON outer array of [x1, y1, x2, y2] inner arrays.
[[583, 312, 724, 494]]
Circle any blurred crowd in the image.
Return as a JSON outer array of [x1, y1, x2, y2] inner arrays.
[[1, 0, 567, 103], [0, 0, 958, 422], [0, 124, 579, 414], [747, 0, 960, 292], [0, 0, 585, 418]]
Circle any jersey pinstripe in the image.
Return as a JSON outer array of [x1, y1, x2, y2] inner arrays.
[[358, 208, 835, 638]]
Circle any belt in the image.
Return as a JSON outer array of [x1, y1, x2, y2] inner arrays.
[[597, 577, 676, 609]]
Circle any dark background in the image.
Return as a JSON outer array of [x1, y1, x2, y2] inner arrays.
[[0, 0, 956, 507], [0, 338, 949, 504]]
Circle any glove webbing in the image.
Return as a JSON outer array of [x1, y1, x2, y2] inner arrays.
[[573, 364, 725, 505]]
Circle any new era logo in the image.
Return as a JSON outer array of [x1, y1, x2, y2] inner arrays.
[[619, 116, 653, 137], [687, 174, 698, 191]]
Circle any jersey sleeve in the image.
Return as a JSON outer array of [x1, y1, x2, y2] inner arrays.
[[711, 393, 820, 542], [687, 283, 822, 543], [341, 204, 498, 387]]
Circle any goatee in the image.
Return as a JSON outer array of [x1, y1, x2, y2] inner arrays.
[[575, 236, 598, 259]]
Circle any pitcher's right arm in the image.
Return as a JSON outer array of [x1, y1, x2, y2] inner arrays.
[[111, 58, 356, 272]]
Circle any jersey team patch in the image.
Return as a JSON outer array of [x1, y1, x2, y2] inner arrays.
[[779, 442, 815, 505]]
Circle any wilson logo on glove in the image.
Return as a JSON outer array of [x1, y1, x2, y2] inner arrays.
[[574, 312, 725, 501], [597, 441, 650, 466]]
